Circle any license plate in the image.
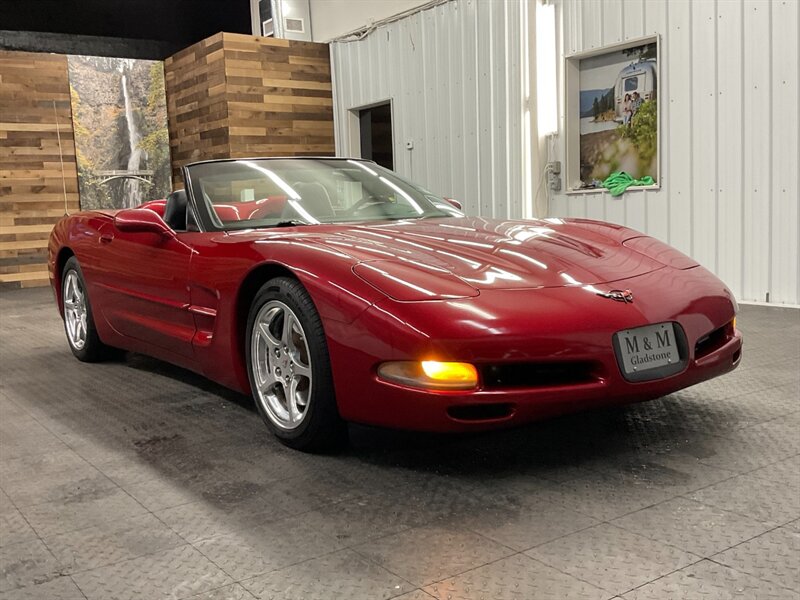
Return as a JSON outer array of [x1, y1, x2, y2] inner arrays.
[[615, 322, 680, 376]]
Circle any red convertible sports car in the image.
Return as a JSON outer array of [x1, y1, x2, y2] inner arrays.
[[49, 158, 742, 451]]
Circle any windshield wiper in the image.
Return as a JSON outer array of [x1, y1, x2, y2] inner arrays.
[[272, 220, 311, 228]]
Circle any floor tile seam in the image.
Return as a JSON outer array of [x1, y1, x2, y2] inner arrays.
[[398, 550, 527, 592], [467, 516, 600, 554], [605, 501, 777, 557], [551, 486, 694, 523], [222, 545, 370, 590], [388, 589, 437, 600], [521, 549, 642, 597], [341, 509, 522, 559], [0, 393, 40, 422], [1, 397, 158, 524], [44, 534, 189, 577], [69, 573, 91, 600], [45, 541, 209, 588], [0, 479, 63, 559], [178, 582, 258, 600], [704, 556, 800, 593], [707, 419, 800, 443], [707, 522, 796, 560], [613, 555, 707, 598], [735, 409, 800, 431], [2, 574, 91, 600], [157, 496, 351, 547], [735, 451, 800, 481], [595, 521, 706, 561], [677, 377, 800, 404], [679, 467, 798, 506], [678, 488, 798, 529]]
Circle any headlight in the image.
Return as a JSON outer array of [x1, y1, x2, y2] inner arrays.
[[377, 361, 479, 391]]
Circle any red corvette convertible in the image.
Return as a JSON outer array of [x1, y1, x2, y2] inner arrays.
[[49, 158, 742, 451]]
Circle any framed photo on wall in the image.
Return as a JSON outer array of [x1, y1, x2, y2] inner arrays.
[[564, 35, 660, 193]]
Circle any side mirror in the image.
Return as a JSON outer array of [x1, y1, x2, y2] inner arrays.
[[114, 208, 173, 236], [445, 198, 463, 210]]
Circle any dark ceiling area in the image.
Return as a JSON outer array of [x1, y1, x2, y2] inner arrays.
[[0, 0, 252, 59]]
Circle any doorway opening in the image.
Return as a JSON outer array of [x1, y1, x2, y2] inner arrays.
[[358, 102, 393, 170]]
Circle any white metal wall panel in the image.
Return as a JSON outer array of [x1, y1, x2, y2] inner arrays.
[[330, 0, 526, 220], [742, 0, 771, 303], [551, 0, 799, 305], [770, 0, 799, 305]]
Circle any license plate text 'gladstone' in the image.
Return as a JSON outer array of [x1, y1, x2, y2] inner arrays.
[[617, 322, 680, 375]]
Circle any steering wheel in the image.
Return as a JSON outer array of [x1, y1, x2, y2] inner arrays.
[[344, 194, 396, 217]]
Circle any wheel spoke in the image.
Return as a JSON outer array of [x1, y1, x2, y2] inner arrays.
[[71, 315, 80, 340], [258, 321, 281, 348], [291, 359, 311, 380], [281, 311, 293, 346], [286, 377, 300, 424], [65, 274, 74, 300]]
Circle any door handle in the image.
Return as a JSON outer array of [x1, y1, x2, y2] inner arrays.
[[99, 233, 114, 244]]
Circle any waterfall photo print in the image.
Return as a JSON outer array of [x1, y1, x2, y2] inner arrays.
[[67, 56, 171, 210]]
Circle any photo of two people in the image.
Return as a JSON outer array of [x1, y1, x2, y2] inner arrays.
[[578, 41, 658, 186]]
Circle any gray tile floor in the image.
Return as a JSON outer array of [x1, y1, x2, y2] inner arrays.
[[0, 287, 798, 600]]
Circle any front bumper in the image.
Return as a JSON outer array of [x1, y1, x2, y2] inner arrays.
[[344, 329, 741, 432], [327, 266, 742, 432]]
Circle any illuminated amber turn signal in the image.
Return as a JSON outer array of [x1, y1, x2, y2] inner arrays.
[[421, 361, 478, 383], [378, 361, 479, 390]]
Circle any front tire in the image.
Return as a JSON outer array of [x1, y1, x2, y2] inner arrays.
[[61, 257, 115, 362], [245, 277, 348, 452]]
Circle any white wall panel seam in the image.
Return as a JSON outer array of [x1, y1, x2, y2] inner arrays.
[[767, 0, 773, 300], [714, 0, 719, 276], [739, 0, 746, 298]]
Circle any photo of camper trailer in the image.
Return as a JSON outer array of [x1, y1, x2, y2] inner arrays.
[[577, 40, 658, 186]]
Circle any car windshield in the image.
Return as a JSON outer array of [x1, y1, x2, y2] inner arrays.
[[185, 158, 461, 230]]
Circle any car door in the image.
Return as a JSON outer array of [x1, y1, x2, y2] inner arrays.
[[92, 221, 196, 359]]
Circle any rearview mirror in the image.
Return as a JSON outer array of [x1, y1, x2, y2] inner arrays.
[[114, 208, 173, 236], [445, 198, 463, 210]]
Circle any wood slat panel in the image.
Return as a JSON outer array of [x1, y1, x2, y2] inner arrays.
[[0, 50, 78, 290], [164, 33, 334, 188]]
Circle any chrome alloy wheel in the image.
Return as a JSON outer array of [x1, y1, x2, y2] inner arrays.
[[251, 300, 313, 430], [63, 271, 88, 350]]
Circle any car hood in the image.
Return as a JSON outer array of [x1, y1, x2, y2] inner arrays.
[[308, 217, 662, 294]]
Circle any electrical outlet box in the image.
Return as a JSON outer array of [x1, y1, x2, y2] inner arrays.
[[547, 161, 562, 191]]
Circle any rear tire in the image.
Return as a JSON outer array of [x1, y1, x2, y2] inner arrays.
[[61, 257, 116, 362], [245, 276, 348, 453]]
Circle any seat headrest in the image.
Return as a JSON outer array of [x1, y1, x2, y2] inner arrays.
[[291, 182, 335, 219], [163, 189, 187, 231]]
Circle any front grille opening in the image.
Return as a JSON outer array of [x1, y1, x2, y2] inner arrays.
[[695, 322, 732, 359], [447, 403, 514, 422], [481, 361, 598, 389]]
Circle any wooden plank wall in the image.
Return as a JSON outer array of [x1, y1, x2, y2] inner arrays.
[[165, 33, 334, 188], [164, 33, 229, 189], [0, 51, 79, 289], [223, 34, 335, 158]]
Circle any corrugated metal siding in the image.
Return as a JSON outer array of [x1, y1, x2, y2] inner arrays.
[[551, 0, 799, 305], [330, 0, 527, 219]]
